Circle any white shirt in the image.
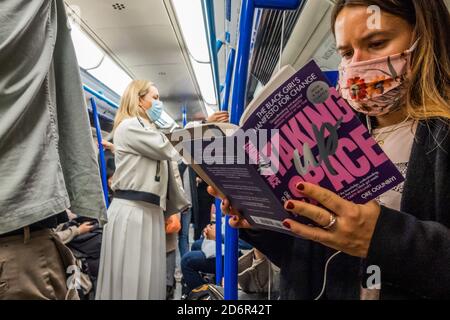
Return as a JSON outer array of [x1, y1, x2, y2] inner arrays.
[[372, 121, 417, 211]]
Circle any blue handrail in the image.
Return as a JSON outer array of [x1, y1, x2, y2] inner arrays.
[[202, 0, 222, 110], [225, 0, 302, 300], [203, 0, 229, 287], [254, 0, 301, 9], [215, 199, 223, 286], [324, 70, 340, 88], [222, 48, 236, 112], [225, 0, 257, 300], [182, 105, 188, 128], [217, 0, 237, 284], [226, 0, 232, 21], [90, 97, 110, 208], [83, 84, 119, 109], [217, 47, 235, 287], [216, 39, 224, 52]]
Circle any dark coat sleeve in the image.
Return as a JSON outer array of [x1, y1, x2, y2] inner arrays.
[[366, 206, 450, 299]]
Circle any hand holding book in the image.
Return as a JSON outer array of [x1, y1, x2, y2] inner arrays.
[[172, 60, 403, 239], [282, 182, 380, 258], [208, 181, 381, 259], [207, 186, 252, 229]]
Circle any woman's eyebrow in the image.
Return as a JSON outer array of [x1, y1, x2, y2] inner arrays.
[[360, 30, 394, 42], [336, 44, 351, 52], [336, 30, 394, 51]]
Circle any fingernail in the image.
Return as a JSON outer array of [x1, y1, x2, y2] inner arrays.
[[283, 221, 291, 229], [285, 201, 295, 210], [296, 183, 305, 191]]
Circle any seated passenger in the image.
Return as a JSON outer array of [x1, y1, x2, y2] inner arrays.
[[181, 218, 252, 296]]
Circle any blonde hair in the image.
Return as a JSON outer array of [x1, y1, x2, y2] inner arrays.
[[113, 80, 155, 132]]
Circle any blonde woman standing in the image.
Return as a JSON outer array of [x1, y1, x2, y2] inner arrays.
[[96, 80, 190, 300]]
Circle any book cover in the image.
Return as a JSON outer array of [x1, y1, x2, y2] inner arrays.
[[176, 60, 404, 235]]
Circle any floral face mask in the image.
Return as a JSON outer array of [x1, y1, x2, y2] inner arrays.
[[338, 40, 419, 116]]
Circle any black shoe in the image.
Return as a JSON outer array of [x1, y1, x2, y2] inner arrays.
[[180, 277, 190, 296]]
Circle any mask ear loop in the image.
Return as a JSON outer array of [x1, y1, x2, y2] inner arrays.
[[407, 37, 420, 54], [405, 37, 420, 78]]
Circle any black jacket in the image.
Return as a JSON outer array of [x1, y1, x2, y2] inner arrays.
[[240, 119, 450, 299]]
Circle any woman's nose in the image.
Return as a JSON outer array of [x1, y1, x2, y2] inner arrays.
[[351, 49, 366, 63], [352, 47, 380, 63]]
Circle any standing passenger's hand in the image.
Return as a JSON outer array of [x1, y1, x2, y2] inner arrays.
[[102, 140, 115, 154], [206, 111, 229, 123]]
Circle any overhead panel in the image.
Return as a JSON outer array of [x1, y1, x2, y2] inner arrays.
[[65, 0, 206, 123]]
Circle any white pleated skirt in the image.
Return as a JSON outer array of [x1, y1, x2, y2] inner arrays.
[[96, 198, 166, 300]]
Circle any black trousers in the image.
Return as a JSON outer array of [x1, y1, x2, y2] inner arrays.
[[193, 182, 215, 240]]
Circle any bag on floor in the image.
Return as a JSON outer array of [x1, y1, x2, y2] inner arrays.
[[186, 284, 224, 300]]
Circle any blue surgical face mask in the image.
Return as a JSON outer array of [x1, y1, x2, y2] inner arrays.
[[146, 100, 164, 122]]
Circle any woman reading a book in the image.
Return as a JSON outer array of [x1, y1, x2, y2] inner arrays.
[[209, 0, 450, 299]]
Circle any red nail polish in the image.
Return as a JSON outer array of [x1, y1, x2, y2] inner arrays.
[[283, 221, 291, 229], [296, 183, 305, 191], [285, 202, 295, 210]]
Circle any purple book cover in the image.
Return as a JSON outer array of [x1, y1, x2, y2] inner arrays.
[[196, 60, 404, 235]]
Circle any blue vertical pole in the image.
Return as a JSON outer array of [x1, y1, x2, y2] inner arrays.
[[215, 199, 223, 285], [229, 0, 255, 125], [324, 71, 339, 88], [182, 105, 187, 128], [217, 0, 235, 284], [222, 48, 236, 112], [90, 97, 110, 208], [226, 0, 232, 21], [203, 0, 222, 111], [254, 0, 301, 9], [202, 0, 227, 287], [216, 39, 224, 52], [224, 0, 302, 301], [225, 0, 256, 300]]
